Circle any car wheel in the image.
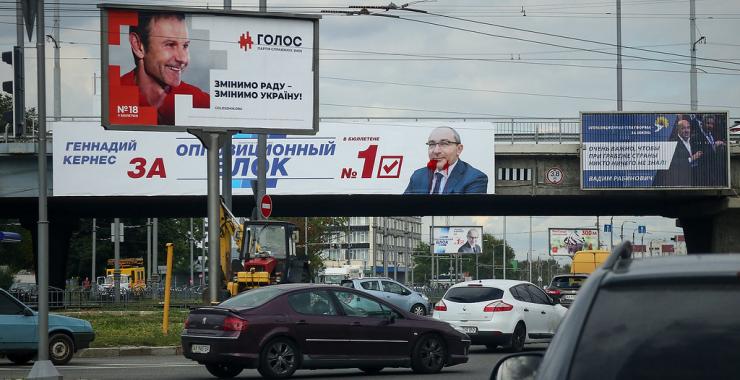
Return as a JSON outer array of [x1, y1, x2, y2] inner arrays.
[[258, 338, 300, 379], [48, 333, 74, 365], [411, 334, 447, 374], [507, 323, 526, 353], [7, 352, 35, 365], [205, 362, 244, 378], [410, 304, 427, 315], [359, 367, 384, 374]]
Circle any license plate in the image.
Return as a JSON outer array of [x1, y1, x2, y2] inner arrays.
[[461, 326, 478, 334], [563, 295, 575, 301], [191, 344, 210, 354]]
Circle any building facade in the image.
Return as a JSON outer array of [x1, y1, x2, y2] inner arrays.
[[320, 216, 423, 283]]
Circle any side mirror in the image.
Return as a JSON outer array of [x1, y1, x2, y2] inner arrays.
[[490, 352, 543, 380], [549, 296, 559, 305]]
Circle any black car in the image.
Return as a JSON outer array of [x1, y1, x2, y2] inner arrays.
[[491, 242, 740, 380], [544, 274, 587, 308], [182, 283, 470, 379]]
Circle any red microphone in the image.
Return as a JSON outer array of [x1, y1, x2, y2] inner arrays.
[[427, 159, 449, 171]]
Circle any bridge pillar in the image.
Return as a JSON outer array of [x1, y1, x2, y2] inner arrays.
[[20, 216, 78, 290], [680, 207, 740, 254]]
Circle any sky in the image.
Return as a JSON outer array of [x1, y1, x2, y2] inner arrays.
[[0, 0, 732, 258]]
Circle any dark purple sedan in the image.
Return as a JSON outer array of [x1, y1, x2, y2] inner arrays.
[[182, 283, 470, 378]]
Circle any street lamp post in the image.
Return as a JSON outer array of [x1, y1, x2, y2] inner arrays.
[[620, 220, 637, 242]]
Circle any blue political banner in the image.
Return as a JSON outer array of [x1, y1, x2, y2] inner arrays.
[[581, 112, 729, 189]]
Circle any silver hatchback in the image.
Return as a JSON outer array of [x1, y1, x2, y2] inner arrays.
[[341, 278, 432, 315]]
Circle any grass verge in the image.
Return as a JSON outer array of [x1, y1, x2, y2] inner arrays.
[[62, 310, 189, 347]]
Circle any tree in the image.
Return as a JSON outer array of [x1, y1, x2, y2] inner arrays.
[[280, 216, 348, 278], [1, 93, 38, 135]]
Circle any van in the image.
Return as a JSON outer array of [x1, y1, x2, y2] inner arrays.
[[570, 250, 609, 274]]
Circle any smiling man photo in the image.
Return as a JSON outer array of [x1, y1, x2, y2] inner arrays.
[[122, 11, 210, 125]]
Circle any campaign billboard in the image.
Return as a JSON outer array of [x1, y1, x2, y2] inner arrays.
[[52, 120, 495, 196], [100, 4, 319, 133], [432, 226, 484, 255], [581, 112, 730, 190], [548, 228, 599, 256]]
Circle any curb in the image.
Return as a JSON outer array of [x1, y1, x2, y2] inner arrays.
[[77, 346, 183, 358]]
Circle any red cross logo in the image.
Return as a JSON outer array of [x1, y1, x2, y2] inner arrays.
[[239, 32, 254, 51]]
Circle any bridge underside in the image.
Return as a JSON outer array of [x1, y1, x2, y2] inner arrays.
[[0, 193, 732, 219]]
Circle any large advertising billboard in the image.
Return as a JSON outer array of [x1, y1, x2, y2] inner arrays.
[[432, 226, 484, 255], [100, 4, 319, 133], [548, 228, 599, 256], [581, 112, 729, 190], [52, 120, 494, 196]]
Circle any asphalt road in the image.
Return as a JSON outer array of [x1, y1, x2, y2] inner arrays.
[[0, 345, 547, 380]]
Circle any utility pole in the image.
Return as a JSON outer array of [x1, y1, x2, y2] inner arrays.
[[528, 216, 532, 282], [53, 0, 60, 120], [113, 219, 121, 303], [690, 0, 699, 111], [146, 218, 151, 282], [430, 216, 435, 285], [616, 0, 623, 111], [91, 219, 96, 294], [610, 216, 614, 250], [503, 216, 507, 280], [28, 0, 60, 377], [189, 218, 194, 286]]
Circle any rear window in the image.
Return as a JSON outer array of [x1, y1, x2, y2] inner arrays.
[[551, 276, 587, 289], [219, 287, 287, 309], [444, 286, 504, 303], [569, 282, 740, 380]]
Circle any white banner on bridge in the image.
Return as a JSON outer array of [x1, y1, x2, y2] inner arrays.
[[52, 121, 495, 196]]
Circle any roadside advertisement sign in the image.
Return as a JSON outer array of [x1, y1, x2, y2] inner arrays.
[[52, 120, 495, 196], [100, 4, 319, 133], [581, 112, 729, 190], [432, 226, 484, 255], [548, 228, 599, 256]]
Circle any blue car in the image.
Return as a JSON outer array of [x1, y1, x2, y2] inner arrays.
[[341, 277, 432, 315], [0, 288, 95, 365]]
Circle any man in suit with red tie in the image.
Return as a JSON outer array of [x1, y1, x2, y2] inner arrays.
[[404, 126, 488, 194]]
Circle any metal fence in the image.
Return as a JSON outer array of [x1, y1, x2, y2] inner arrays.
[[2, 117, 738, 145], [8, 285, 205, 310]]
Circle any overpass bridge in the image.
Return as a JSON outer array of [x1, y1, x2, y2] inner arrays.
[[2, 117, 740, 256]]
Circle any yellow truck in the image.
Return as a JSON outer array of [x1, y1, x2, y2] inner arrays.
[[570, 250, 609, 274]]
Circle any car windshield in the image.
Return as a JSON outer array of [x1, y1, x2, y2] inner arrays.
[[569, 282, 740, 380], [551, 276, 587, 289], [444, 286, 504, 303], [219, 286, 287, 309]]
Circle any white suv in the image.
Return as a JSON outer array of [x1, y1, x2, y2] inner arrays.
[[432, 280, 567, 351]]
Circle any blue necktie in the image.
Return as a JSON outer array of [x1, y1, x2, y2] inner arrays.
[[431, 172, 444, 194]]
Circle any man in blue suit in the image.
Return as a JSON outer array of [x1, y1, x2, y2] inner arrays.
[[404, 126, 488, 194]]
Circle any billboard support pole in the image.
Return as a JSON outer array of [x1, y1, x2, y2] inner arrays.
[[207, 133, 222, 304]]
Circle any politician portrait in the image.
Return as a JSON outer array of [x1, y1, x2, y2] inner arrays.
[[404, 126, 488, 194]]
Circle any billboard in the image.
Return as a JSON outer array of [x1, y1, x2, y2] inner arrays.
[[432, 226, 483, 255], [100, 4, 319, 133], [52, 120, 494, 196], [581, 112, 729, 190], [548, 228, 599, 256]]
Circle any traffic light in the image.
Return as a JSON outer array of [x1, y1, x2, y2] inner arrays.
[[1, 46, 24, 137]]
